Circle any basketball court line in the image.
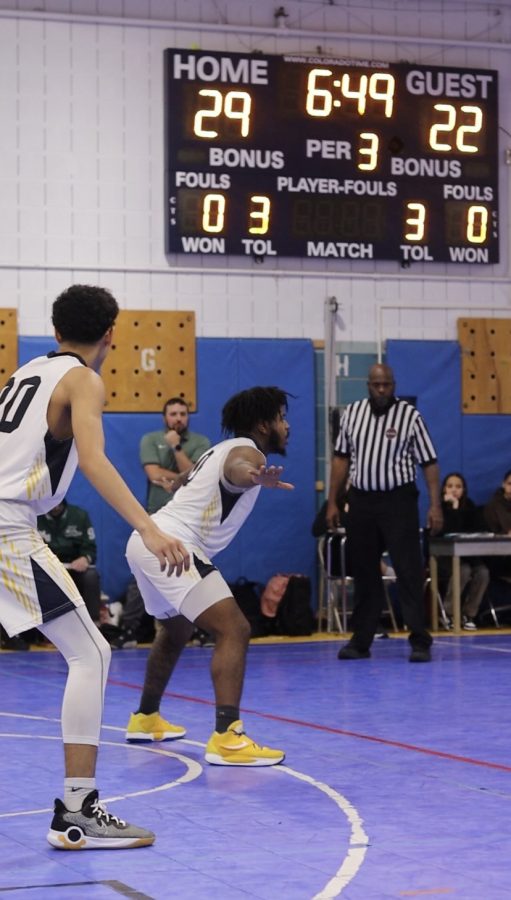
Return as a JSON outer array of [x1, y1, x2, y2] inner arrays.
[[4, 664, 511, 770], [0, 712, 368, 897], [105, 679, 511, 774], [0, 732, 202, 817], [0, 880, 153, 898], [4, 639, 508, 894]]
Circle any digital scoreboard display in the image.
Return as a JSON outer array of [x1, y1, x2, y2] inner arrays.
[[164, 49, 499, 264]]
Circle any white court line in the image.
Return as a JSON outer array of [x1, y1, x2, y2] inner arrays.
[[104, 722, 370, 894], [0, 712, 369, 897], [276, 765, 369, 899], [0, 734, 202, 817]]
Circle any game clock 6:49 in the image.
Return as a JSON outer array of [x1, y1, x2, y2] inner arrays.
[[164, 49, 499, 265]]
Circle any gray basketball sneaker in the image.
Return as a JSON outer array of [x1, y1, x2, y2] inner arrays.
[[47, 789, 155, 850]]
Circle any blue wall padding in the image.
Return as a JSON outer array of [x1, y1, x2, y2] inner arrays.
[[19, 337, 316, 600], [461, 414, 511, 503], [386, 339, 510, 518]]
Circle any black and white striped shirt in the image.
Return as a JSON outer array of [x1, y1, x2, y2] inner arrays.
[[334, 397, 437, 492]]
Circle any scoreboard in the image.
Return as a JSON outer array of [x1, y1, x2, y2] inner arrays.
[[164, 49, 499, 265]]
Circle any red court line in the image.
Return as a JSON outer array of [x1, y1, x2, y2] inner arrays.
[[110, 678, 511, 774]]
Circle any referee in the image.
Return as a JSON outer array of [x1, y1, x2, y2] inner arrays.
[[326, 364, 443, 663]]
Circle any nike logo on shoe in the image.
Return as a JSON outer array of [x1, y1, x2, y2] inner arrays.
[[223, 739, 252, 750]]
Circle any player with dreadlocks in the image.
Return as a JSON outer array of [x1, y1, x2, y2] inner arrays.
[[125, 386, 293, 765]]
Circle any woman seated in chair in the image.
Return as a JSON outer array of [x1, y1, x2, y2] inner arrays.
[[484, 470, 511, 540], [440, 472, 489, 630]]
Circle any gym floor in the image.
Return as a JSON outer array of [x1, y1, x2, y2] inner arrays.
[[1, 631, 510, 899]]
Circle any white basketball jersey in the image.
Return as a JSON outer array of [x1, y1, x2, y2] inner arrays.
[[0, 352, 84, 521], [153, 437, 262, 557]]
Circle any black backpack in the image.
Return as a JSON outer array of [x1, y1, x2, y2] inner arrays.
[[263, 575, 315, 637], [228, 577, 266, 637]]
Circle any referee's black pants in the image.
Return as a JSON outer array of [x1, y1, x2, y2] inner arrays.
[[346, 483, 432, 651]]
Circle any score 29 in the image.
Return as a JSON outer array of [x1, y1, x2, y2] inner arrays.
[[193, 89, 252, 138]]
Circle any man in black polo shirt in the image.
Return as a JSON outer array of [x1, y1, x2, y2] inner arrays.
[[326, 364, 442, 662]]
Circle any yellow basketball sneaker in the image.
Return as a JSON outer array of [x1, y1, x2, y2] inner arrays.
[[125, 711, 186, 742], [205, 719, 285, 766]]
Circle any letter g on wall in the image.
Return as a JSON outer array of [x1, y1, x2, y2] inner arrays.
[[141, 348, 156, 371]]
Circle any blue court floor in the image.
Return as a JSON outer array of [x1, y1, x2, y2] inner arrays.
[[1, 632, 511, 899]]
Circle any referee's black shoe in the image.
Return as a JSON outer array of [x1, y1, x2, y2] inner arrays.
[[409, 647, 431, 663], [337, 644, 371, 660]]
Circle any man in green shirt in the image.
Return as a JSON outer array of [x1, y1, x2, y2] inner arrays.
[[37, 500, 102, 623], [140, 397, 211, 514]]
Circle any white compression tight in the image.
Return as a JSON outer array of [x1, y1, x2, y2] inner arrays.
[[39, 606, 111, 746]]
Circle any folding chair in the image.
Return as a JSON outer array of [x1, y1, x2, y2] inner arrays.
[[424, 571, 451, 630], [317, 530, 398, 634], [478, 577, 511, 628]]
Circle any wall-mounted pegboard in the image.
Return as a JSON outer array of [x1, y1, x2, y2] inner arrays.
[[0, 309, 17, 385], [102, 310, 196, 412], [458, 317, 511, 414]]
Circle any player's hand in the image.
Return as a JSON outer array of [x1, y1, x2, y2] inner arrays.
[[250, 464, 294, 490], [140, 525, 190, 576]]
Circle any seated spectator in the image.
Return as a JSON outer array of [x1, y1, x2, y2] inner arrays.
[[484, 470, 511, 538], [0, 624, 30, 650], [37, 500, 102, 624], [483, 470, 511, 582], [440, 472, 489, 630]]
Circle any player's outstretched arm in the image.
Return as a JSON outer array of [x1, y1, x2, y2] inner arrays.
[[224, 447, 294, 491]]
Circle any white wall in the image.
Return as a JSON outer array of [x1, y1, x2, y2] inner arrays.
[[0, 0, 510, 345]]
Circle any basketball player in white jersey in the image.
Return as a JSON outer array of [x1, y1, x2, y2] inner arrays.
[[0, 284, 190, 850], [125, 386, 293, 765]]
